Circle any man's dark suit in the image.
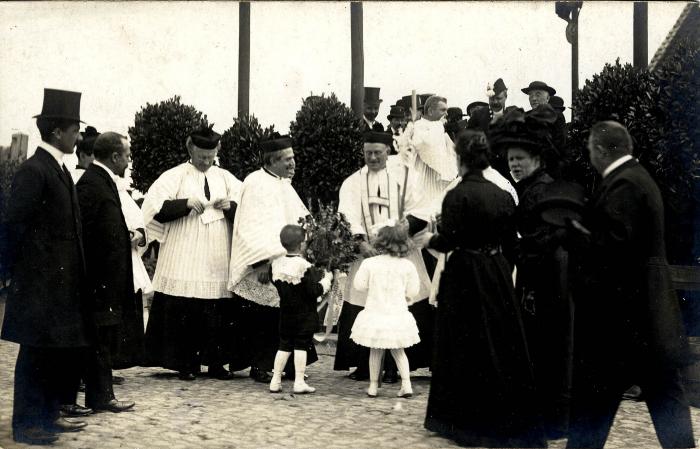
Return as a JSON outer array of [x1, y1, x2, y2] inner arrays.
[[76, 163, 133, 407], [567, 158, 694, 448], [1, 147, 88, 432]]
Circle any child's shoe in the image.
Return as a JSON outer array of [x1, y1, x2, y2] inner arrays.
[[269, 378, 282, 393], [293, 382, 316, 394], [367, 382, 378, 398], [397, 384, 413, 398]]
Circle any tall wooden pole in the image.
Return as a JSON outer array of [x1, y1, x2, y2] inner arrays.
[[238, 2, 251, 116], [350, 2, 364, 120], [633, 2, 648, 69], [571, 6, 580, 105]]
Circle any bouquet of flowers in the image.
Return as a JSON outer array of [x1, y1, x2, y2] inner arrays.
[[298, 202, 358, 338]]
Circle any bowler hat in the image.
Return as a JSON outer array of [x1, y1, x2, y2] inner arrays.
[[447, 107, 466, 121], [33, 88, 84, 123], [549, 96, 566, 112], [466, 101, 488, 116], [535, 180, 586, 227], [521, 81, 556, 96], [364, 87, 382, 104], [387, 105, 406, 120]]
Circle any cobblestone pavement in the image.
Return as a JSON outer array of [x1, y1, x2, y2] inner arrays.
[[1, 305, 698, 449]]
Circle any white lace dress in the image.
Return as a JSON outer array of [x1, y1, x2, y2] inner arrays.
[[350, 255, 421, 349]]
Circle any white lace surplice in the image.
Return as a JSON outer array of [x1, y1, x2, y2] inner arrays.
[[142, 163, 242, 299], [228, 169, 309, 307]]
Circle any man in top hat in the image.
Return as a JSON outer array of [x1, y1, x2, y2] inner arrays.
[[522, 81, 568, 170], [76, 132, 137, 413], [398, 95, 425, 121], [2, 88, 90, 444], [444, 107, 467, 142], [334, 131, 433, 381], [227, 134, 313, 383], [142, 125, 242, 381], [467, 78, 511, 133], [566, 121, 694, 448], [362, 87, 385, 132], [69, 126, 99, 183]]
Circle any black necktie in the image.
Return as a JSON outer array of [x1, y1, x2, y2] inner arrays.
[[61, 164, 73, 187], [204, 176, 210, 201]]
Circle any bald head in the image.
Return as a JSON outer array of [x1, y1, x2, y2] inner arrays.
[[587, 121, 633, 174]]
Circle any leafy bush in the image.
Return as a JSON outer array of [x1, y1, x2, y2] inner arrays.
[[0, 159, 20, 285], [218, 114, 276, 181], [129, 96, 208, 192], [289, 94, 364, 205]]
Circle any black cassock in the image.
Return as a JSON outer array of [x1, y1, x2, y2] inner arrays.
[[424, 173, 546, 448]]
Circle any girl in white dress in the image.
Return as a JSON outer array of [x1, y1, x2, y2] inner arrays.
[[350, 222, 420, 398]]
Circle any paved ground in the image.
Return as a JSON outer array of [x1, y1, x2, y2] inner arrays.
[[0, 302, 698, 449]]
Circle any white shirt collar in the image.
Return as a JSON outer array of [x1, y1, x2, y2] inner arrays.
[[602, 154, 634, 178], [39, 141, 66, 165], [92, 160, 120, 182]]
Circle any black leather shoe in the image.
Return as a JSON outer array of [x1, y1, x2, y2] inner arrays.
[[348, 368, 369, 381], [47, 417, 87, 433], [92, 399, 135, 413], [622, 385, 644, 401], [250, 367, 272, 383], [112, 375, 125, 385], [60, 403, 93, 417], [207, 367, 234, 380], [382, 370, 399, 384], [178, 371, 196, 381], [13, 427, 58, 445]]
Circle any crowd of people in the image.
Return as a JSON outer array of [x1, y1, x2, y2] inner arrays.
[[0, 84, 695, 448]]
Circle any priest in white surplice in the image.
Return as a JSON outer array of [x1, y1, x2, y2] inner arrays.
[[333, 131, 434, 383], [142, 126, 242, 381], [227, 135, 314, 383]]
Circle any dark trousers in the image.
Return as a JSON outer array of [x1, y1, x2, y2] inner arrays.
[[567, 365, 695, 448], [13, 345, 84, 431], [85, 325, 117, 407]]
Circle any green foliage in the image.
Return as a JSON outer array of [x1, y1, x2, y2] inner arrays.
[[219, 114, 275, 181], [298, 201, 357, 273], [128, 96, 208, 192], [289, 94, 364, 205]]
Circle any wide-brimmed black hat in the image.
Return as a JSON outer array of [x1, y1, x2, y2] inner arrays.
[[466, 101, 488, 116], [549, 96, 566, 112], [363, 131, 393, 146], [387, 105, 406, 120], [535, 180, 586, 227], [261, 134, 293, 153], [447, 107, 466, 120], [521, 81, 556, 96], [33, 88, 84, 123], [489, 106, 556, 155], [364, 87, 382, 104]]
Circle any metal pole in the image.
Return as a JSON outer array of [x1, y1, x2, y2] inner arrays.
[[571, 6, 579, 105], [350, 2, 364, 120], [238, 2, 251, 117], [633, 2, 648, 69]]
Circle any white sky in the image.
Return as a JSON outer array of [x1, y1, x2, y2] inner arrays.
[[0, 1, 689, 156]]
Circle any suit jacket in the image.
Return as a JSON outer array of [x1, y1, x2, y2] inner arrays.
[[1, 147, 89, 347], [361, 118, 384, 132], [77, 164, 134, 327], [574, 159, 688, 369]]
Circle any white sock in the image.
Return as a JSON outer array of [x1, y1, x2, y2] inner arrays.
[[369, 348, 383, 384], [272, 350, 290, 383], [293, 350, 307, 387], [390, 349, 411, 390]]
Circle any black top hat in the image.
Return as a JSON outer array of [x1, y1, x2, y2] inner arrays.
[[418, 94, 435, 109], [466, 101, 488, 116], [399, 95, 425, 111], [261, 134, 293, 153], [363, 131, 393, 146], [447, 107, 466, 120], [387, 105, 406, 120], [364, 87, 382, 104], [535, 180, 586, 227], [190, 124, 221, 150], [521, 81, 556, 96], [33, 88, 84, 123], [549, 96, 565, 112]]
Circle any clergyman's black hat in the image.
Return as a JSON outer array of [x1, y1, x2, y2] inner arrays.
[[190, 124, 221, 150], [33, 88, 84, 123], [261, 134, 293, 153], [363, 131, 393, 146]]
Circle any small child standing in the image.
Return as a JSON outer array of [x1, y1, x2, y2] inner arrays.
[[350, 222, 421, 398], [270, 225, 332, 394]]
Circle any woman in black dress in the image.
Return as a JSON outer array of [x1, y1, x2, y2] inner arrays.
[[423, 130, 545, 448]]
